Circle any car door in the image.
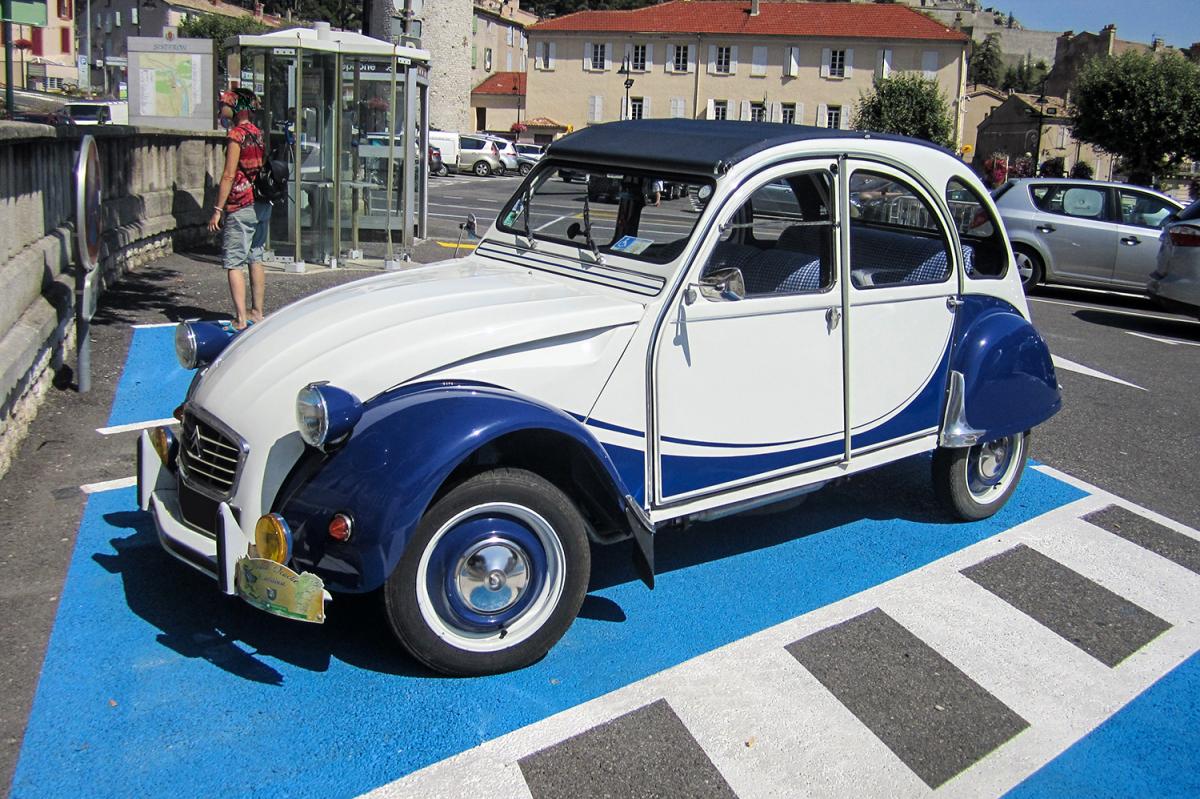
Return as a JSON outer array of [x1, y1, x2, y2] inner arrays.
[[843, 162, 958, 451], [1113, 188, 1179, 288], [1028, 182, 1117, 284], [654, 163, 845, 503], [457, 137, 480, 171]]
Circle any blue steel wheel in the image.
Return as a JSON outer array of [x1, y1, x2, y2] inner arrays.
[[384, 468, 590, 676], [933, 431, 1029, 521]]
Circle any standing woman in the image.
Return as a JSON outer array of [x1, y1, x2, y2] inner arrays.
[[208, 88, 270, 330]]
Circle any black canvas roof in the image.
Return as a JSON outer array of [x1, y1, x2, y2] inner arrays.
[[545, 119, 942, 176]]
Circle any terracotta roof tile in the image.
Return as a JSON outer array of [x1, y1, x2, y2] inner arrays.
[[472, 71, 527, 96], [524, 116, 568, 128], [532, 0, 966, 42]]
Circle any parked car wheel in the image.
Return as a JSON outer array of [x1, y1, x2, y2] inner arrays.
[[435, 163, 449, 177], [520, 162, 533, 176], [1013, 245, 1044, 292], [473, 160, 492, 177], [383, 468, 590, 676], [932, 432, 1028, 521]]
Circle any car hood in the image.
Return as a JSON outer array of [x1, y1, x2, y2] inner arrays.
[[191, 259, 646, 427]]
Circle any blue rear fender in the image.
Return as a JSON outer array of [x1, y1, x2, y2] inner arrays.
[[274, 382, 637, 593], [950, 296, 1061, 441]]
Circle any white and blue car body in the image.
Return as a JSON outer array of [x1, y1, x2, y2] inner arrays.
[[139, 119, 1060, 675]]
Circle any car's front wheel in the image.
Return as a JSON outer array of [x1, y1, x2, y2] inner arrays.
[[519, 162, 533, 176], [932, 431, 1029, 521], [473, 160, 492, 177], [384, 468, 590, 676], [1013, 245, 1044, 292], [435, 163, 449, 177]]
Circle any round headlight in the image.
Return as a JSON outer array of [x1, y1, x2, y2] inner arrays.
[[254, 513, 292, 564], [296, 383, 363, 449], [174, 323, 198, 369]]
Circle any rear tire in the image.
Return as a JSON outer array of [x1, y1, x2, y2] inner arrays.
[[1013, 245, 1044, 292], [435, 164, 449, 177], [932, 432, 1029, 521], [519, 162, 533, 176], [473, 160, 492, 177], [383, 468, 590, 676]]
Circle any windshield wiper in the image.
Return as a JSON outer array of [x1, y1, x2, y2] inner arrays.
[[580, 190, 604, 265]]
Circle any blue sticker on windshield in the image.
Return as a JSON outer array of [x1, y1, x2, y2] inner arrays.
[[611, 235, 652, 254]]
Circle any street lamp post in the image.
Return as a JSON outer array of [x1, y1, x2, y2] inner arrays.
[[1026, 79, 1049, 175], [618, 55, 633, 119]]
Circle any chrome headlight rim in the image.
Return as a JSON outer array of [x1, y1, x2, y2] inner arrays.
[[174, 323, 199, 370], [175, 322, 234, 370], [296, 383, 330, 448], [296, 382, 363, 450]]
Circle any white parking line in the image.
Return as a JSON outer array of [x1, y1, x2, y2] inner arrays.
[[1126, 330, 1200, 347], [1051, 354, 1146, 391], [1029, 297, 1200, 325], [80, 476, 137, 494], [96, 418, 177, 435], [130, 322, 182, 329]]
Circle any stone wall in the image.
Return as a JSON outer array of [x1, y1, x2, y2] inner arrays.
[[0, 123, 224, 478], [417, 0, 474, 133]]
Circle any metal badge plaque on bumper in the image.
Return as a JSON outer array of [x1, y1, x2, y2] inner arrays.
[[234, 557, 327, 623]]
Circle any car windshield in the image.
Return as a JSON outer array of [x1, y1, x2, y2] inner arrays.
[[67, 105, 105, 120], [497, 162, 712, 265]]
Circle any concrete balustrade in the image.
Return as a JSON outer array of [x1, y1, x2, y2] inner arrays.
[[0, 122, 225, 478]]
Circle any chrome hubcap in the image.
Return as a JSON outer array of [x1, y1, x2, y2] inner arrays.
[[455, 537, 529, 614], [1015, 253, 1033, 282], [977, 438, 1009, 481]]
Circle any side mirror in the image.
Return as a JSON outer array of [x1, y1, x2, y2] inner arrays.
[[566, 221, 582, 240], [698, 267, 746, 302]]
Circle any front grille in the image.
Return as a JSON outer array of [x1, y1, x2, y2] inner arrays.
[[178, 413, 244, 498]]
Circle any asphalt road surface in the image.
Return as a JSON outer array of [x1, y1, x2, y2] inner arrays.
[[1, 175, 1198, 797]]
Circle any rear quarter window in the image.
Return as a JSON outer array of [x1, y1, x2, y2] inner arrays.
[[947, 178, 1007, 279]]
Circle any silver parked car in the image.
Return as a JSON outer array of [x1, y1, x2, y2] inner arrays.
[[1148, 198, 1200, 318], [457, 135, 504, 177], [992, 178, 1182, 292]]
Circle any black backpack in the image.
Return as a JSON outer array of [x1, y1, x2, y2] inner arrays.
[[245, 129, 289, 205]]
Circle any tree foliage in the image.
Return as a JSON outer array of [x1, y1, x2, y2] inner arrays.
[[180, 15, 270, 72], [1071, 50, 1200, 185], [528, 0, 658, 16], [852, 72, 953, 147], [969, 34, 1002, 87], [1001, 57, 1048, 93]]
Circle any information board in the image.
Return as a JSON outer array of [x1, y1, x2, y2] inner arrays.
[[126, 36, 214, 131], [0, 0, 46, 26]]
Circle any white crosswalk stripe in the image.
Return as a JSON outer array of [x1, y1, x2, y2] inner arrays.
[[361, 474, 1200, 799]]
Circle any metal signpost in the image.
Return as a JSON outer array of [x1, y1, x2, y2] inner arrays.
[[74, 135, 102, 393]]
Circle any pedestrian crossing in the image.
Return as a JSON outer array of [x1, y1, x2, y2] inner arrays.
[[363, 470, 1200, 798]]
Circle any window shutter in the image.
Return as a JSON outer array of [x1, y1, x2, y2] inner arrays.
[[686, 44, 696, 73], [645, 43, 653, 69], [621, 95, 627, 120], [794, 102, 805, 124], [786, 46, 799, 77], [506, 52, 512, 71], [820, 48, 830, 78], [708, 45, 717, 74], [816, 102, 828, 127], [923, 50, 938, 78], [876, 49, 892, 80], [643, 97, 652, 117], [671, 97, 685, 117], [844, 49, 854, 79], [706, 98, 715, 119], [841, 110, 851, 130], [751, 46, 767, 77], [584, 41, 592, 70], [739, 100, 751, 120], [605, 43, 613, 71], [729, 45, 738, 73], [770, 102, 781, 122], [624, 42, 632, 67], [668, 44, 677, 72], [548, 42, 556, 69]]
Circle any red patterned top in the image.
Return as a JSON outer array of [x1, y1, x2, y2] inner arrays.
[[224, 122, 265, 214]]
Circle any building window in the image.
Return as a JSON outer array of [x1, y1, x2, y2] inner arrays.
[[670, 96, 686, 118], [506, 26, 513, 46], [47, 75, 64, 90], [537, 41, 555, 70], [712, 100, 728, 120], [588, 95, 603, 123], [826, 105, 842, 129], [922, 50, 938, 78], [781, 103, 796, 124], [631, 43, 646, 71], [672, 44, 689, 72], [60, 28, 70, 53], [506, 51, 512, 71], [630, 97, 644, 120], [716, 45, 731, 74], [749, 102, 766, 122], [472, 45, 477, 68], [590, 42, 606, 71], [484, 47, 492, 72], [56, 0, 71, 20], [829, 49, 845, 78]]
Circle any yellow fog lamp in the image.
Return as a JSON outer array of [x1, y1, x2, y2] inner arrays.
[[254, 513, 293, 565], [149, 426, 178, 470]]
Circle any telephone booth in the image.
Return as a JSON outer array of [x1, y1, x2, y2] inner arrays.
[[233, 23, 430, 268]]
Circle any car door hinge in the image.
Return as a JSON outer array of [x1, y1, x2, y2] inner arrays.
[[946, 296, 963, 311]]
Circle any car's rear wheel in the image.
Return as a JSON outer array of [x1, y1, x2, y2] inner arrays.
[[519, 162, 533, 176], [473, 160, 492, 177], [435, 163, 449, 177], [1013, 245, 1044, 292], [383, 468, 590, 676], [932, 432, 1029, 521]]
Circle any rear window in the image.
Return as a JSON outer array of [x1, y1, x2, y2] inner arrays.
[[1030, 184, 1108, 219], [947, 178, 1007, 278], [1178, 198, 1200, 222]]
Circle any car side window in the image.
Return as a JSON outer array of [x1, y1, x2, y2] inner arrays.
[[849, 171, 952, 289], [946, 178, 1007, 279], [1118, 189, 1176, 229], [702, 171, 835, 297], [1030, 184, 1108, 219]]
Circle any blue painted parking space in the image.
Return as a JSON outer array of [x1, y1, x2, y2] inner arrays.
[[106, 327, 192, 427]]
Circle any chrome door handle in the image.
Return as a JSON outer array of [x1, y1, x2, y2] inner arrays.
[[1036, 224, 1056, 233], [1121, 236, 1141, 246], [825, 306, 841, 331], [946, 296, 963, 310]]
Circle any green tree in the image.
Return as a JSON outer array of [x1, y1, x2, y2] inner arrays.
[[852, 72, 954, 147], [180, 15, 270, 75], [1071, 50, 1200, 185], [969, 34, 1002, 87]]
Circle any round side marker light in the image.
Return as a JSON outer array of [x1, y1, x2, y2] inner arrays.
[[255, 514, 293, 564], [328, 513, 353, 543], [149, 425, 177, 469]]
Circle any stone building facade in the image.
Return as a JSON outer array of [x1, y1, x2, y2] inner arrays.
[[973, 92, 1115, 180]]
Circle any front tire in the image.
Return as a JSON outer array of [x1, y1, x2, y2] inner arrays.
[[473, 160, 492, 177], [519, 162, 533, 176], [384, 468, 590, 676], [435, 164, 449, 177], [1013, 245, 1044, 292], [932, 432, 1029, 521]]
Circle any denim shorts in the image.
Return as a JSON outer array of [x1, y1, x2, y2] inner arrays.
[[222, 202, 272, 269]]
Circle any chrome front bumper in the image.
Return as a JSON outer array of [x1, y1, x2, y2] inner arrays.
[[137, 430, 251, 596]]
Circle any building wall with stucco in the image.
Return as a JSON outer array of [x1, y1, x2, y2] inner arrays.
[[414, 0, 474, 132]]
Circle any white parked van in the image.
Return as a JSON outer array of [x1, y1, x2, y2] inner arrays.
[[64, 101, 128, 125]]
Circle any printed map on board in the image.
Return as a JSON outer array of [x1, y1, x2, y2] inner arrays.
[[137, 54, 202, 117]]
